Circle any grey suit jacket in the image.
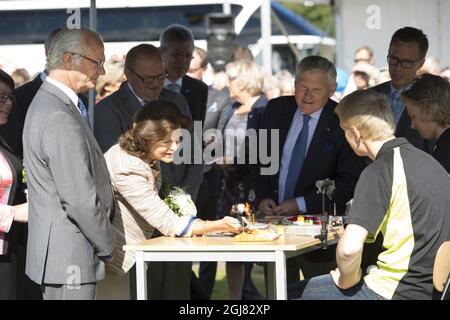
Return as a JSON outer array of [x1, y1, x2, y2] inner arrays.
[[203, 87, 232, 133], [23, 81, 114, 285], [94, 82, 203, 201]]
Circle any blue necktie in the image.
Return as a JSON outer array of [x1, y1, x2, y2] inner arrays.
[[77, 100, 90, 128], [166, 83, 181, 94], [390, 89, 403, 125], [283, 114, 311, 201]]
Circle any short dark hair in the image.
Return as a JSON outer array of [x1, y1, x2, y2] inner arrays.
[[402, 73, 450, 127], [0, 69, 15, 90], [159, 24, 194, 50], [119, 100, 191, 161], [125, 44, 163, 70], [389, 27, 429, 58]]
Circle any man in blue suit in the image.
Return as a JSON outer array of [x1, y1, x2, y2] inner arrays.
[[259, 56, 365, 282], [371, 27, 433, 153]]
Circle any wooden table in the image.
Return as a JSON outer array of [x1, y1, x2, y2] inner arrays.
[[124, 231, 341, 300]]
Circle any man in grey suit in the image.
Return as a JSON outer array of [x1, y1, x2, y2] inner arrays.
[[22, 28, 114, 300]]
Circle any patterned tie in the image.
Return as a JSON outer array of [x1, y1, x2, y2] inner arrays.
[[283, 114, 311, 201], [166, 83, 181, 94], [390, 89, 403, 125], [77, 100, 90, 128]]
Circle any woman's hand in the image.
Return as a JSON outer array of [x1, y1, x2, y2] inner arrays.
[[216, 216, 243, 234], [13, 203, 28, 223]]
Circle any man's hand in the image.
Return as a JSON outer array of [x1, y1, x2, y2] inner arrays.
[[274, 199, 300, 215], [259, 199, 278, 215], [330, 268, 342, 287], [330, 267, 362, 289]]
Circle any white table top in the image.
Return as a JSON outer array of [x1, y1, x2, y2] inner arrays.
[[124, 230, 341, 252]]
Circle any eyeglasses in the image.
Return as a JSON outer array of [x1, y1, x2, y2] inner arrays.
[[169, 51, 193, 61], [387, 54, 422, 69], [0, 94, 15, 103], [128, 67, 165, 84], [71, 52, 105, 69]]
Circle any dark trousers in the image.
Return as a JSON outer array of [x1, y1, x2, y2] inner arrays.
[[146, 229, 192, 299], [191, 168, 221, 300], [0, 225, 42, 300]]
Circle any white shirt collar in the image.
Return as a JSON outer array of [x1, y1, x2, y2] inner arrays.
[[299, 106, 323, 120], [164, 77, 183, 88], [127, 82, 145, 106], [45, 76, 79, 109]]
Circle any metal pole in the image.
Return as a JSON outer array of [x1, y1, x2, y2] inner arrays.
[[223, 0, 231, 14], [333, 0, 342, 68], [88, 0, 97, 128], [261, 0, 272, 76]]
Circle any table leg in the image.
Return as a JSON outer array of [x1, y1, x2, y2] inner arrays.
[[275, 250, 287, 300], [266, 262, 275, 299], [135, 251, 147, 300]]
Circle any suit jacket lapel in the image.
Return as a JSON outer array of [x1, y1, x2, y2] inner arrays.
[[117, 82, 142, 122], [41, 81, 104, 156], [278, 100, 298, 166], [299, 100, 334, 183]]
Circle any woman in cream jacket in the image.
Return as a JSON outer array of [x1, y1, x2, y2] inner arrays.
[[97, 100, 241, 299]]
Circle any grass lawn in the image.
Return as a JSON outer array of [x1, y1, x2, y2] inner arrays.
[[193, 262, 267, 300]]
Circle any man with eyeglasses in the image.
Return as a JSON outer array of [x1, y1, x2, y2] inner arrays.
[[22, 28, 114, 300], [160, 24, 208, 124], [371, 27, 433, 153], [94, 44, 190, 154]]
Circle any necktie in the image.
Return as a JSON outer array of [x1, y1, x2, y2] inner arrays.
[[166, 83, 181, 94], [391, 89, 403, 125], [283, 114, 311, 201], [77, 100, 90, 128]]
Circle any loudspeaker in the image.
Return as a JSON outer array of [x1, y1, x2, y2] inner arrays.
[[206, 13, 236, 71]]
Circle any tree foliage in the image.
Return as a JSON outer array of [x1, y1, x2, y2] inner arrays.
[[279, 1, 335, 37]]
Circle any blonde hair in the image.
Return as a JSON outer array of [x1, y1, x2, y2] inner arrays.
[[225, 59, 264, 97], [336, 90, 396, 140]]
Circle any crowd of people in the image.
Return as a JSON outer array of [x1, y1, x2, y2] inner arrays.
[[0, 24, 449, 301]]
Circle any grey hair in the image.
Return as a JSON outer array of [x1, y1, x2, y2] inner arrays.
[[226, 59, 264, 97], [46, 28, 102, 71], [295, 55, 337, 84], [159, 24, 194, 50]]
